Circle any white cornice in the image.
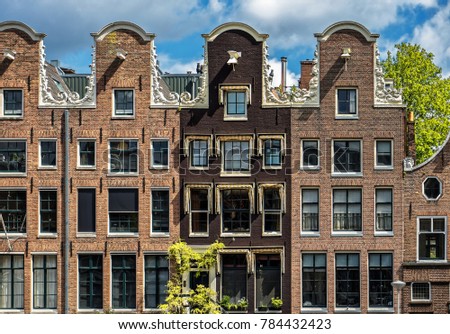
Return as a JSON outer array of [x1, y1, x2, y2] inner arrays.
[[315, 21, 379, 42], [91, 21, 155, 42], [0, 21, 46, 41], [202, 22, 268, 42]]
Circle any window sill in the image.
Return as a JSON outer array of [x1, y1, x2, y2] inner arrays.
[[262, 165, 282, 170], [111, 116, 135, 120], [221, 232, 251, 237], [31, 310, 58, 314], [0, 173, 27, 177], [77, 309, 104, 313], [301, 231, 320, 237], [0, 309, 24, 314], [220, 171, 251, 177], [262, 232, 282, 237], [410, 300, 432, 305], [189, 166, 209, 171], [0, 233, 26, 238], [38, 234, 58, 239], [332, 232, 363, 237], [416, 259, 447, 263], [110, 309, 137, 313], [224, 116, 248, 121], [189, 233, 209, 238], [335, 115, 359, 120], [374, 166, 394, 171], [374, 231, 394, 237], [107, 233, 139, 237], [107, 173, 139, 177], [367, 307, 394, 313], [300, 166, 321, 171], [76, 233, 97, 238], [301, 307, 328, 313], [38, 166, 57, 170], [150, 166, 169, 170], [334, 307, 361, 313], [331, 172, 363, 178], [0, 116, 24, 120], [151, 232, 170, 238], [76, 166, 96, 170]]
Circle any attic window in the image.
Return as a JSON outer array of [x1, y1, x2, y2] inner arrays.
[[53, 79, 65, 94], [219, 85, 251, 121]]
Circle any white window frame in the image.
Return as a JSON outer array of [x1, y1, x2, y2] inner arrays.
[[0, 139, 27, 176], [411, 282, 431, 302], [334, 252, 361, 313], [150, 138, 169, 170], [220, 140, 251, 177], [301, 188, 320, 237], [374, 188, 394, 236], [332, 139, 362, 177], [31, 252, 58, 313], [422, 176, 442, 201], [38, 188, 58, 237], [108, 139, 139, 176], [331, 188, 363, 236], [367, 252, 394, 312], [143, 252, 170, 311], [150, 187, 170, 237], [189, 139, 209, 170], [219, 85, 251, 121], [260, 186, 284, 236], [107, 187, 139, 237], [186, 186, 211, 238], [416, 216, 447, 262], [301, 139, 320, 170], [374, 140, 393, 170], [38, 139, 57, 169], [0, 188, 27, 236], [336, 88, 358, 119], [112, 89, 135, 118], [0, 89, 23, 118], [301, 252, 328, 313], [0, 252, 25, 312], [109, 253, 137, 312], [77, 139, 96, 169]]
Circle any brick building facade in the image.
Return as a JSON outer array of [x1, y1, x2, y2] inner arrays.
[[0, 20, 448, 314]]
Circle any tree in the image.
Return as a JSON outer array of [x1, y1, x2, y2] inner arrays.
[[159, 240, 224, 314], [382, 42, 450, 163]]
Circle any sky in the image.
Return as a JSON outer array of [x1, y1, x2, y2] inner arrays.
[[1, 0, 449, 87]]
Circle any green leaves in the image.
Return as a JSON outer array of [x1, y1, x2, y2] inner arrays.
[[382, 43, 450, 163]]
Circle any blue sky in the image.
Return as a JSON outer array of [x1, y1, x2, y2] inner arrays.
[[1, 0, 449, 86]]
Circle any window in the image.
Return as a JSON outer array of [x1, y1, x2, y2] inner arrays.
[[78, 189, 96, 233], [1, 89, 23, 117], [151, 189, 169, 234], [375, 140, 392, 169], [144, 255, 169, 309], [302, 189, 319, 233], [301, 140, 319, 169], [333, 140, 361, 174], [222, 189, 250, 234], [418, 217, 446, 261], [190, 140, 208, 168], [223, 141, 250, 173], [225, 91, 247, 119], [368, 253, 393, 308], [0, 255, 24, 309], [33, 255, 57, 309], [189, 271, 209, 290], [113, 89, 134, 116], [109, 139, 138, 174], [108, 189, 138, 233], [221, 254, 247, 305], [337, 88, 357, 116], [263, 188, 282, 235], [256, 254, 281, 311], [375, 189, 392, 233], [411, 282, 431, 302], [302, 253, 326, 308], [78, 254, 102, 309], [39, 190, 57, 234], [0, 140, 26, 174], [151, 139, 169, 169], [0, 190, 26, 233], [111, 255, 136, 309], [423, 177, 442, 200], [189, 188, 209, 236], [264, 139, 282, 167], [78, 140, 95, 168], [335, 253, 360, 308], [333, 189, 362, 232], [39, 140, 56, 168]]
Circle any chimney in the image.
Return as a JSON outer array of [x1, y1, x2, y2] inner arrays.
[[281, 57, 287, 92], [299, 60, 314, 90], [406, 111, 416, 161]]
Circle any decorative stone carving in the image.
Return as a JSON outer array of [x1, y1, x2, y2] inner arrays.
[[262, 43, 319, 108], [39, 42, 96, 108], [403, 157, 415, 171], [150, 45, 208, 109], [374, 45, 403, 106]]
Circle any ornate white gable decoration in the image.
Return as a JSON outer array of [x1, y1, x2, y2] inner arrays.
[[262, 43, 320, 108], [374, 45, 403, 107], [150, 45, 208, 109], [39, 42, 96, 108]]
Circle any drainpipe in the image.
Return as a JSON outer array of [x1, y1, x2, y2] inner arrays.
[[281, 57, 287, 93], [64, 109, 70, 314]]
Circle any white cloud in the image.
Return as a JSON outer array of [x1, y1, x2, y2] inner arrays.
[[268, 58, 298, 88]]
